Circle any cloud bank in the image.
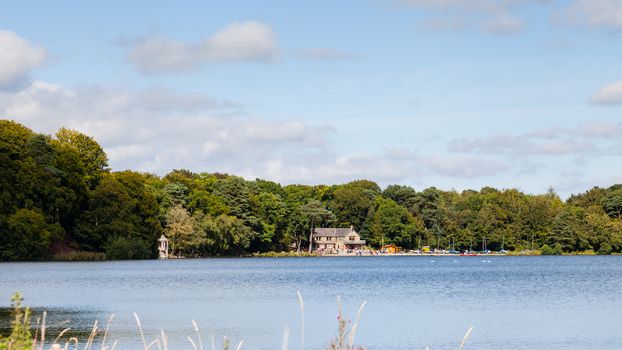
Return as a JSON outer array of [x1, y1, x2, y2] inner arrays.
[[397, 0, 551, 34], [560, 0, 622, 29], [0, 30, 47, 89], [0, 79, 514, 186], [591, 81, 622, 105], [127, 21, 278, 73]]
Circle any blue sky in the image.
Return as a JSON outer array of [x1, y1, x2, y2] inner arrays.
[[1, 0, 622, 197]]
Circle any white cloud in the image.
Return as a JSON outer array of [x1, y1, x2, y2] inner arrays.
[[560, 0, 622, 29], [528, 121, 622, 140], [482, 13, 525, 33], [448, 133, 597, 156], [448, 121, 622, 158], [417, 154, 509, 178], [3, 80, 619, 193], [294, 48, 357, 61], [0, 79, 517, 186], [127, 21, 278, 73], [0, 30, 47, 89], [0, 81, 338, 178], [591, 81, 622, 104], [397, 0, 549, 34]]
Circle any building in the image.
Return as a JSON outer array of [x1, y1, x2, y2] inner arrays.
[[313, 226, 366, 252], [381, 244, 401, 253], [158, 234, 169, 259]]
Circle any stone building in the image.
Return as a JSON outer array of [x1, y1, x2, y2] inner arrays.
[[313, 226, 366, 252]]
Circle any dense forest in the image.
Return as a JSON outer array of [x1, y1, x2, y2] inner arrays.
[[1, 119, 622, 260]]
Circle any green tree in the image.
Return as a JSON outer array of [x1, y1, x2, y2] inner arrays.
[[55, 128, 108, 188], [213, 176, 259, 231], [602, 188, 622, 220], [286, 204, 310, 253], [164, 205, 205, 256], [1, 208, 61, 260], [550, 206, 590, 252], [329, 180, 379, 230], [383, 185, 418, 210], [370, 197, 424, 249], [302, 199, 335, 252], [75, 172, 161, 254], [200, 215, 254, 255], [251, 192, 287, 252]]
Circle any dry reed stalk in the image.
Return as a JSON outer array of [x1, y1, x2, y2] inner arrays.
[[458, 326, 473, 349], [33, 316, 40, 350], [347, 300, 367, 350], [66, 337, 79, 350], [192, 320, 204, 350], [100, 314, 115, 350], [83, 319, 99, 350], [235, 340, 243, 350], [160, 330, 168, 350], [296, 290, 304, 350], [145, 338, 160, 350], [281, 326, 289, 350], [40, 311, 47, 350], [188, 337, 198, 350], [53, 328, 72, 346], [133, 313, 148, 350]]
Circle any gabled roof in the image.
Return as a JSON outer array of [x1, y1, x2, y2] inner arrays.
[[314, 227, 356, 237]]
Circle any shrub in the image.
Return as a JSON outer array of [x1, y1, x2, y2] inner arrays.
[[540, 244, 563, 255], [0, 293, 32, 350], [53, 251, 106, 261], [598, 242, 613, 255], [105, 237, 150, 260]]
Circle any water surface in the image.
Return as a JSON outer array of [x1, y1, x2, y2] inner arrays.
[[1, 256, 621, 349]]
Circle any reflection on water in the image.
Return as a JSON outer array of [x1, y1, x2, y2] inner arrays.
[[0, 307, 103, 342], [1, 256, 622, 349]]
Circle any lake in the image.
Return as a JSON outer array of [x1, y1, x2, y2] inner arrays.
[[1, 256, 622, 349]]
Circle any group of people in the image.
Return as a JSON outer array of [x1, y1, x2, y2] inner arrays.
[[316, 248, 388, 256]]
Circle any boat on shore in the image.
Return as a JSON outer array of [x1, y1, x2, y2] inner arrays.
[[460, 252, 478, 256]]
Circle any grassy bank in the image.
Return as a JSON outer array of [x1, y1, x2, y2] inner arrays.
[[52, 251, 106, 261]]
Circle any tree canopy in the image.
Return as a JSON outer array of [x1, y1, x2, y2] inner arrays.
[[2, 119, 622, 260]]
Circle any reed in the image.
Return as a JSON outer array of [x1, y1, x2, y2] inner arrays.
[[0, 293, 473, 350], [52, 252, 106, 261]]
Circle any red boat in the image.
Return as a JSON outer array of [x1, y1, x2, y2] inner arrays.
[[460, 252, 478, 256]]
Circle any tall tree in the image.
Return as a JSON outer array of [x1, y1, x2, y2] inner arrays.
[[602, 188, 622, 220], [164, 205, 204, 256], [301, 200, 335, 253], [370, 197, 424, 249], [55, 128, 109, 188]]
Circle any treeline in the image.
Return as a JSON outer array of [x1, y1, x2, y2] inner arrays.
[[1, 119, 622, 260]]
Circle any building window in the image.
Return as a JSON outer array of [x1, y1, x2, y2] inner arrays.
[[349, 236, 355, 241]]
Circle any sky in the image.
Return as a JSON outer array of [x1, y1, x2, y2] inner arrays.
[[1, 0, 622, 198]]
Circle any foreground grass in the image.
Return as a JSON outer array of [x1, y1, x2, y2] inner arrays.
[[0, 293, 472, 350]]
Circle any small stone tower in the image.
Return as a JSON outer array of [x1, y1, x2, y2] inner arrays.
[[158, 234, 169, 259]]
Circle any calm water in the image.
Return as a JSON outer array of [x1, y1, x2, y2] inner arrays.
[[1, 256, 622, 349]]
